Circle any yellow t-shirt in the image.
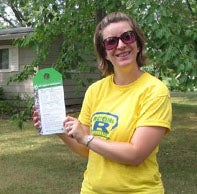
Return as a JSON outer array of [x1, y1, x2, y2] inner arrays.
[[78, 72, 172, 194]]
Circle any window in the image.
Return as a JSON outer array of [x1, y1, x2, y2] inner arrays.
[[0, 49, 9, 69], [0, 46, 19, 72]]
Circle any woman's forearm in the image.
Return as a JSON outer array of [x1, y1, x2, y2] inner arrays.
[[58, 133, 89, 158]]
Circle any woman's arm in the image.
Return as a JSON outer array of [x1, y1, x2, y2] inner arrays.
[[86, 126, 166, 166], [58, 124, 90, 158], [64, 116, 167, 166]]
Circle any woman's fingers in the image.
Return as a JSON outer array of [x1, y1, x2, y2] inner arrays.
[[34, 121, 40, 129], [32, 106, 40, 129]]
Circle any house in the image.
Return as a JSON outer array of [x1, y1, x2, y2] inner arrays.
[[0, 27, 99, 106]]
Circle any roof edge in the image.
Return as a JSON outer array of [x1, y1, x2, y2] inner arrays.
[[0, 27, 34, 40]]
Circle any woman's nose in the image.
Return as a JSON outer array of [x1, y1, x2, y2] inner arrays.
[[116, 38, 126, 49]]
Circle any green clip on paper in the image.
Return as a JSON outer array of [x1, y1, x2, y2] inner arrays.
[[33, 68, 66, 135]]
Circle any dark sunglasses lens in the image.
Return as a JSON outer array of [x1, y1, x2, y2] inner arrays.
[[104, 37, 118, 50], [121, 31, 136, 44]]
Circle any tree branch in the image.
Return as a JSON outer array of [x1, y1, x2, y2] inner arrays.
[[0, 13, 16, 27], [185, 0, 194, 15], [9, 3, 24, 25]]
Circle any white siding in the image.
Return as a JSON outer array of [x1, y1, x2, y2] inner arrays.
[[9, 47, 19, 71]]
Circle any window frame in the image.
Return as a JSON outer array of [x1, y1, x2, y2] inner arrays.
[[0, 45, 19, 72]]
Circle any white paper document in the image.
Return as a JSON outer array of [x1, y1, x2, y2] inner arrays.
[[38, 85, 66, 135]]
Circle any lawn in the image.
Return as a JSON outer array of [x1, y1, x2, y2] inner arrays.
[[158, 92, 197, 194], [0, 92, 196, 194]]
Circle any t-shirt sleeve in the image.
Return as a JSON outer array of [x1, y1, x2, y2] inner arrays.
[[136, 89, 172, 132]]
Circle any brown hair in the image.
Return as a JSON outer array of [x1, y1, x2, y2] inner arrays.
[[94, 12, 146, 76]]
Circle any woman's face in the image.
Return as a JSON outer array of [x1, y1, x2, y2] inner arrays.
[[102, 21, 139, 71]]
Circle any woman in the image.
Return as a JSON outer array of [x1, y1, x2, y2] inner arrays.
[[34, 12, 172, 194]]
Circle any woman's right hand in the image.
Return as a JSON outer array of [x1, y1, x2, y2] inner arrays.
[[32, 106, 40, 129]]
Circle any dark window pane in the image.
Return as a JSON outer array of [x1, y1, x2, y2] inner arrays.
[[0, 49, 9, 69]]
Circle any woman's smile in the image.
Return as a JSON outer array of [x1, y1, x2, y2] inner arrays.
[[116, 51, 131, 58]]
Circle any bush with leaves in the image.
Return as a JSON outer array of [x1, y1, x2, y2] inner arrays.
[[0, 93, 34, 129]]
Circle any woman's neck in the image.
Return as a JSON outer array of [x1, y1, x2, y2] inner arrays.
[[113, 68, 143, 85]]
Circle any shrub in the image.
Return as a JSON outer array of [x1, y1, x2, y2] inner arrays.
[[0, 94, 34, 129], [0, 87, 5, 100]]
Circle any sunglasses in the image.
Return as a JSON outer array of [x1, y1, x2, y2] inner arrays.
[[103, 31, 136, 50]]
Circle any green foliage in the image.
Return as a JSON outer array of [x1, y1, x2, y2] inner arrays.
[[1, 0, 196, 91], [0, 94, 34, 129], [0, 87, 4, 100], [11, 111, 26, 129], [126, 0, 197, 91], [0, 100, 14, 115], [11, 95, 34, 129]]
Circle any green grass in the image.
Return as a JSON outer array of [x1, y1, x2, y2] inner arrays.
[[0, 121, 86, 194], [0, 92, 196, 194], [158, 92, 197, 194]]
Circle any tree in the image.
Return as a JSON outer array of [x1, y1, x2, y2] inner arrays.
[[1, 0, 196, 91], [0, 0, 24, 27], [126, 0, 197, 91]]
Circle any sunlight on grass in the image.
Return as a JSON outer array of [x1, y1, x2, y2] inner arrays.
[[0, 121, 56, 154], [171, 91, 197, 105]]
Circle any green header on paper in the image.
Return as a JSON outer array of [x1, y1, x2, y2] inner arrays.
[[33, 68, 63, 89]]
